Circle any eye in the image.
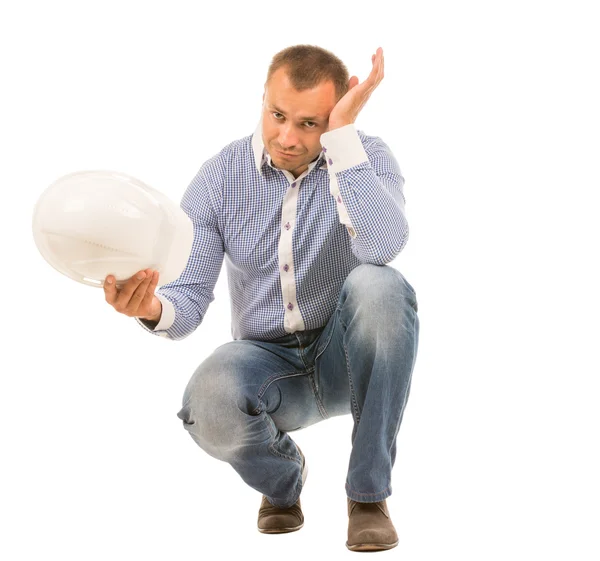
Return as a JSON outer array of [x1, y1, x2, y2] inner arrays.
[[273, 112, 284, 120], [304, 122, 317, 128]]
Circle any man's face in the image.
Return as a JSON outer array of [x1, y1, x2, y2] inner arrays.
[[262, 67, 338, 179]]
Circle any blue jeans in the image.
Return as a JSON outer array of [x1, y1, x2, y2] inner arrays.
[[176, 263, 420, 508]]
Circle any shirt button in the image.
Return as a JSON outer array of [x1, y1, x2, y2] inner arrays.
[[285, 222, 291, 230], [328, 158, 333, 165], [283, 264, 289, 272], [322, 146, 327, 152], [347, 226, 357, 238], [291, 182, 297, 188], [287, 302, 294, 311]]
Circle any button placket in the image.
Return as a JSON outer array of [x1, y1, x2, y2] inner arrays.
[[277, 169, 305, 333]]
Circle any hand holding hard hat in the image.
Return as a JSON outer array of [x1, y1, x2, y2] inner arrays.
[[32, 170, 194, 320], [103, 267, 163, 322]]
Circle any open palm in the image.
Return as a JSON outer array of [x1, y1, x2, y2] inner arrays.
[[328, 47, 385, 131]]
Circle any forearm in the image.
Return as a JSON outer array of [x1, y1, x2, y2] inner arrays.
[[321, 124, 408, 264]]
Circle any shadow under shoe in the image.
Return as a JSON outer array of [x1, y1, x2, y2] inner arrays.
[[346, 498, 399, 552], [257, 446, 308, 534]]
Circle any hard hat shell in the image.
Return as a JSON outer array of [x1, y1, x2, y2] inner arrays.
[[32, 170, 194, 288]]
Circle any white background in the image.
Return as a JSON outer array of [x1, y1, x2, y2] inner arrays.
[[1, 0, 599, 559]]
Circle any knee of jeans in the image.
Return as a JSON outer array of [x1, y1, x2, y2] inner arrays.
[[344, 264, 418, 313], [175, 365, 263, 454]]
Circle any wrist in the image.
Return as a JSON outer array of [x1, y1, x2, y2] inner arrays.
[[141, 315, 159, 325], [143, 302, 162, 323], [327, 119, 354, 132]]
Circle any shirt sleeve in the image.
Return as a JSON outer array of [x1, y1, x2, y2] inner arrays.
[[320, 124, 408, 264], [135, 153, 225, 341]]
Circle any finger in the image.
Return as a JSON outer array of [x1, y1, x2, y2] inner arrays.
[[104, 275, 118, 305], [364, 69, 381, 96], [367, 55, 379, 83], [114, 270, 147, 311], [140, 270, 160, 312], [374, 49, 383, 77], [365, 49, 383, 87], [128, 269, 154, 315], [371, 51, 384, 90]]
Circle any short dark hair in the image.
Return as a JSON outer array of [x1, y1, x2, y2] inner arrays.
[[265, 45, 349, 101]]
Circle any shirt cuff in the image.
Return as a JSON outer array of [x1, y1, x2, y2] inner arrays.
[[320, 124, 369, 172], [320, 124, 365, 239], [135, 292, 176, 334]]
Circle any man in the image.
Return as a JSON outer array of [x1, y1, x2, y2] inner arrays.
[[104, 44, 419, 552]]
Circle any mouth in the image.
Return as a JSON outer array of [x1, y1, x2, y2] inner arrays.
[[277, 150, 298, 158]]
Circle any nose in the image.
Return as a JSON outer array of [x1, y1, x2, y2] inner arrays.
[[278, 122, 298, 151]]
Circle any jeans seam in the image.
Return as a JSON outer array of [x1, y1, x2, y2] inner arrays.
[[308, 371, 329, 420], [263, 413, 302, 464], [268, 440, 302, 463], [295, 333, 309, 369], [312, 310, 339, 420], [339, 315, 362, 423], [252, 371, 310, 414], [344, 343, 362, 424], [314, 319, 336, 362]]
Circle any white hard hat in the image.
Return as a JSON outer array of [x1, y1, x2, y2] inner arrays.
[[32, 170, 194, 288]]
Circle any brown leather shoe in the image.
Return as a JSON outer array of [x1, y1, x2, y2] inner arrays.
[[257, 495, 304, 534], [346, 498, 399, 552], [257, 446, 307, 534]]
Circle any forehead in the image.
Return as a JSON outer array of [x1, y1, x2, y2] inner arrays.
[[265, 67, 337, 120]]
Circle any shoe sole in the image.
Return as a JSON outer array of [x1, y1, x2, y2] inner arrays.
[[346, 540, 399, 551], [258, 522, 304, 534]]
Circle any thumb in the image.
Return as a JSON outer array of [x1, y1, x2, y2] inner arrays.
[[348, 76, 359, 91]]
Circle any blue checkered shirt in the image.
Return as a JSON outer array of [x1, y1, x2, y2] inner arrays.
[[136, 118, 408, 341]]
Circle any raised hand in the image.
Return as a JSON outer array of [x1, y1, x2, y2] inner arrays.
[[328, 47, 385, 131]]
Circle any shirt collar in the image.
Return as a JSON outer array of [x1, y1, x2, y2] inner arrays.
[[251, 116, 328, 176]]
